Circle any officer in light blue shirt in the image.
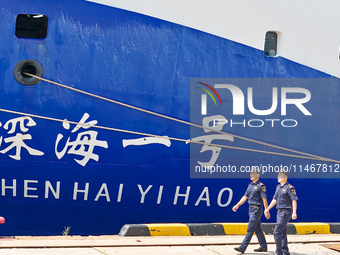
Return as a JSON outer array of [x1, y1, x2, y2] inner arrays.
[[232, 167, 269, 254], [265, 170, 298, 255]]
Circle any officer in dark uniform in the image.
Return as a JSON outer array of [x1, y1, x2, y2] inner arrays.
[[265, 170, 298, 255], [232, 167, 269, 253]]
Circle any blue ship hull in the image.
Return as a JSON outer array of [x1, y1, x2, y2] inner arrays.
[[0, 0, 339, 235]]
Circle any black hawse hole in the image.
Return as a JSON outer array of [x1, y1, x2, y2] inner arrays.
[[14, 59, 43, 85], [21, 64, 37, 78]]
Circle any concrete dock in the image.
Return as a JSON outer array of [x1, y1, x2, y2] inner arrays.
[[0, 234, 339, 254]]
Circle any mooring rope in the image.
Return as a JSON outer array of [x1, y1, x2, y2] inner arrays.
[[0, 107, 337, 163], [9, 72, 338, 164]]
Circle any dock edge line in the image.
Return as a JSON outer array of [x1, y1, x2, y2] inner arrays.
[[119, 223, 340, 236]]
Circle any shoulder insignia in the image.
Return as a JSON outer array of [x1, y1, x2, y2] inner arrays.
[[291, 188, 296, 195], [259, 182, 266, 192], [288, 184, 296, 195]]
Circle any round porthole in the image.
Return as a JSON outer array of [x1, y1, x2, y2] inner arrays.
[[14, 59, 43, 85]]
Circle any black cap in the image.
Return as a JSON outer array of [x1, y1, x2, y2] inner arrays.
[[278, 168, 289, 177], [250, 166, 261, 174]]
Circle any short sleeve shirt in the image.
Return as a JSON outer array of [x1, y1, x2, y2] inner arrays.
[[273, 182, 298, 209], [244, 180, 267, 206]]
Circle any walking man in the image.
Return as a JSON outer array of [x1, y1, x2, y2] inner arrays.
[[232, 167, 269, 253], [264, 170, 298, 255]]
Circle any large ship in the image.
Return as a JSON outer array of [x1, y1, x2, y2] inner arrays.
[[0, 0, 339, 235]]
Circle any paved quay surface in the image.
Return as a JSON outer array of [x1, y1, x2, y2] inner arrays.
[[0, 234, 339, 254]]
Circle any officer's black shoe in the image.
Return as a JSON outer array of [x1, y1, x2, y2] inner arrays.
[[234, 247, 246, 253], [254, 246, 267, 252]]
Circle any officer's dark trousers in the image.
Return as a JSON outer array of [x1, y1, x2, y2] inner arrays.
[[274, 210, 292, 255], [240, 206, 267, 250]]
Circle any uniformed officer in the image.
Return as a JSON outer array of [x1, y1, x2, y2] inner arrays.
[[264, 170, 298, 255], [232, 167, 269, 253]]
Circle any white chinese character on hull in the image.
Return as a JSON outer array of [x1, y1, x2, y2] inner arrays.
[[190, 115, 234, 167], [0, 117, 44, 160], [55, 113, 108, 167]]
